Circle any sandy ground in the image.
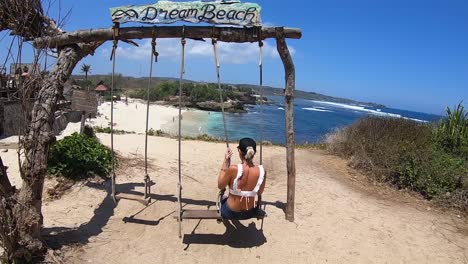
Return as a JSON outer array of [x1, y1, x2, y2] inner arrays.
[[1, 100, 468, 263], [89, 99, 184, 134], [2, 134, 467, 263]]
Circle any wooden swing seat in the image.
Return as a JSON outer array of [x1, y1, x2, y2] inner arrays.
[[115, 193, 151, 206], [182, 209, 221, 220]]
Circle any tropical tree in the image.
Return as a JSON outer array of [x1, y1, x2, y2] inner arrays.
[[81, 63, 91, 80], [0, 1, 103, 262]]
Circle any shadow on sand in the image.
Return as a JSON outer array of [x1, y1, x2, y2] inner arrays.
[[43, 180, 283, 250], [183, 220, 267, 249]]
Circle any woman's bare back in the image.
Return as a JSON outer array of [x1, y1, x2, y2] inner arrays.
[[226, 164, 266, 211]]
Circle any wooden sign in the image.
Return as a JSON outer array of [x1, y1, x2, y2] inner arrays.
[[110, 1, 261, 26]]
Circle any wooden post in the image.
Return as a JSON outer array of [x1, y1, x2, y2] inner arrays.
[[276, 27, 296, 222], [80, 110, 86, 134]]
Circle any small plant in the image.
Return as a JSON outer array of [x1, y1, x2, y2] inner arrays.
[[147, 128, 165, 136], [434, 102, 468, 158], [48, 133, 113, 180], [182, 134, 224, 142], [93, 126, 135, 135]]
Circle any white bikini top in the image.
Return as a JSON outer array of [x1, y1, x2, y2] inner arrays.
[[229, 164, 265, 197]]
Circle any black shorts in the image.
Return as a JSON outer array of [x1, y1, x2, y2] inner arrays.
[[220, 198, 258, 220]]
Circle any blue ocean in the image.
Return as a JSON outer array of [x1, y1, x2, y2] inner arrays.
[[176, 96, 441, 145]]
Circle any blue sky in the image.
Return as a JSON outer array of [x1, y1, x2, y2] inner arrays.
[[1, 0, 467, 115]]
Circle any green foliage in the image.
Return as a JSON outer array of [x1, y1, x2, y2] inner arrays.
[[128, 81, 236, 103], [128, 81, 178, 101], [93, 126, 135, 135], [189, 83, 219, 103], [147, 128, 165, 136], [434, 102, 468, 158], [327, 107, 468, 212], [76, 79, 94, 88], [183, 134, 224, 142], [397, 147, 466, 198], [48, 133, 113, 180]]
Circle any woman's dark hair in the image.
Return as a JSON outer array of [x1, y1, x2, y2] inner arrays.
[[238, 138, 256, 161]]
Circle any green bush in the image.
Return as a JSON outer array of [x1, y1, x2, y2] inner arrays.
[[326, 106, 468, 212], [397, 147, 465, 198], [434, 103, 468, 158], [48, 133, 113, 180]]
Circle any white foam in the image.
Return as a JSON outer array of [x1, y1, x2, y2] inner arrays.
[[303, 107, 333, 113], [403, 117, 428, 123], [311, 101, 428, 121], [313, 101, 403, 118], [278, 107, 285, 110]]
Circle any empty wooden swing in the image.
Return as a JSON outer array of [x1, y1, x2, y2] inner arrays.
[[109, 24, 158, 206]]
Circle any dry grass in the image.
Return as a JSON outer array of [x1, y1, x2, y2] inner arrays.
[[326, 116, 468, 214], [326, 117, 432, 181]]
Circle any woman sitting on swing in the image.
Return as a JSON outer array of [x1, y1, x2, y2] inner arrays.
[[218, 138, 266, 220]]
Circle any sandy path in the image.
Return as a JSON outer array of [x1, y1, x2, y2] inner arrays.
[[1, 134, 467, 263]]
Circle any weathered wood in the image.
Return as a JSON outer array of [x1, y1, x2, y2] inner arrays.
[[276, 27, 296, 222], [115, 193, 151, 206], [14, 43, 98, 257], [182, 209, 221, 220], [0, 41, 103, 262], [80, 111, 86, 134], [33, 26, 302, 48], [71, 90, 98, 117], [110, 1, 261, 26]]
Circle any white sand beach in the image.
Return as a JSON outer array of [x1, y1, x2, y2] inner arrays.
[[90, 99, 184, 133]]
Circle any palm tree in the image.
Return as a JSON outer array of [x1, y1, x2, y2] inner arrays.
[[80, 63, 91, 80]]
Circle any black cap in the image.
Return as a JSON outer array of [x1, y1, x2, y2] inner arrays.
[[238, 137, 256, 153]]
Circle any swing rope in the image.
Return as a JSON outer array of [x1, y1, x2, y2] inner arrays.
[[176, 27, 267, 235], [144, 28, 159, 199], [258, 27, 264, 165], [177, 26, 186, 238], [211, 34, 230, 150], [110, 23, 119, 203]]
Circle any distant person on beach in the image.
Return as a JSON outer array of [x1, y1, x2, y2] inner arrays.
[[217, 138, 266, 220], [21, 66, 30, 77]]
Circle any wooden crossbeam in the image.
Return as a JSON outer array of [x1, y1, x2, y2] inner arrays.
[[33, 26, 302, 49]]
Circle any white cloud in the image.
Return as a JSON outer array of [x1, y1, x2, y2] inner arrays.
[[101, 38, 295, 65]]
